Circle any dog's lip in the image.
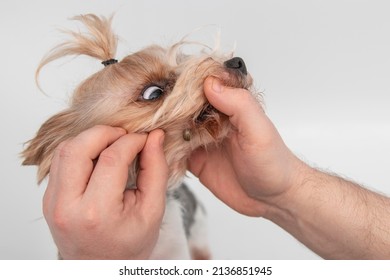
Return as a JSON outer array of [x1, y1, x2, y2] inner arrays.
[[195, 104, 216, 124], [193, 69, 253, 124], [213, 71, 253, 91]]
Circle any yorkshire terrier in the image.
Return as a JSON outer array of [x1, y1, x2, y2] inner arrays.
[[22, 14, 255, 259]]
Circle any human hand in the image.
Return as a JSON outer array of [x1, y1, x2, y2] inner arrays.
[[43, 125, 168, 259], [189, 77, 302, 217]]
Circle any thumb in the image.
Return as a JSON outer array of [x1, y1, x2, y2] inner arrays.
[[204, 76, 265, 134], [136, 129, 168, 218]]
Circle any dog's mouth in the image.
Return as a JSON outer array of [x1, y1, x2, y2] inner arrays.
[[195, 104, 216, 124], [181, 104, 220, 142], [195, 57, 251, 123], [181, 57, 252, 142]]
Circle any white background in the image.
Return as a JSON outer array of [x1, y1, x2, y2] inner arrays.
[[1, 0, 389, 259]]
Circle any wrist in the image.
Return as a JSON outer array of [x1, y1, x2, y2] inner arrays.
[[263, 153, 310, 209], [261, 162, 332, 257], [262, 158, 314, 225], [261, 160, 390, 259]]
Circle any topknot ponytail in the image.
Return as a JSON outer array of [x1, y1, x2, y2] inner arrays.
[[36, 14, 118, 89]]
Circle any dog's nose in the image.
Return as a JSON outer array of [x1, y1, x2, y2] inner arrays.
[[224, 57, 247, 75]]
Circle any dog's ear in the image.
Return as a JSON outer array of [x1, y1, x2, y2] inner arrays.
[[22, 109, 80, 184]]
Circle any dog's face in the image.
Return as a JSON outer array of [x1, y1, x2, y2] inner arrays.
[[22, 42, 253, 188]]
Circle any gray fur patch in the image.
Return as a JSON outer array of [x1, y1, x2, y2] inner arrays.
[[172, 183, 201, 237]]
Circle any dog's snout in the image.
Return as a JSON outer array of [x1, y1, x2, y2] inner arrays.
[[224, 57, 247, 75]]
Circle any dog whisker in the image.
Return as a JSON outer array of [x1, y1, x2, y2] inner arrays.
[[22, 14, 260, 260]]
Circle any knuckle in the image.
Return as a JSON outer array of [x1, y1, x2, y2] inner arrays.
[[98, 147, 122, 167], [91, 124, 110, 134], [54, 139, 75, 159], [48, 205, 71, 232], [90, 124, 119, 137], [80, 207, 101, 230], [46, 203, 102, 232]]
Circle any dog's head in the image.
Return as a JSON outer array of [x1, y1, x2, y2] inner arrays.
[[22, 14, 256, 188]]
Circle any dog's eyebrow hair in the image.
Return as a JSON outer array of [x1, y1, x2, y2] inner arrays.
[[24, 13, 257, 260]]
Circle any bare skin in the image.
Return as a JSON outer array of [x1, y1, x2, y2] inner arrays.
[[189, 77, 390, 259], [43, 127, 168, 259], [43, 78, 390, 259]]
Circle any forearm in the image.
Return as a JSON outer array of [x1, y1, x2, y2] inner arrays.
[[265, 160, 390, 259]]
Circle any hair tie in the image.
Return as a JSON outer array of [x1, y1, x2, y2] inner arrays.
[[102, 58, 118, 66]]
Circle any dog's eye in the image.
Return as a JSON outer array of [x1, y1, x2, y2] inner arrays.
[[141, 85, 164, 101]]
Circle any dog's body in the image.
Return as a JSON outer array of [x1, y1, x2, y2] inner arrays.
[[151, 183, 208, 259], [22, 14, 255, 259]]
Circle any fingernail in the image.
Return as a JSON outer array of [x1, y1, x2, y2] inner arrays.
[[211, 78, 223, 93], [115, 127, 127, 134]]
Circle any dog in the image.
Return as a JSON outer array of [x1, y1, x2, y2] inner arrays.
[[22, 14, 255, 259]]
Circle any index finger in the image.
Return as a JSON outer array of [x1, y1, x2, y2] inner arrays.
[[47, 125, 126, 200], [84, 132, 148, 205]]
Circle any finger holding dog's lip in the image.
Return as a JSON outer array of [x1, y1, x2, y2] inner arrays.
[[85, 132, 148, 206]]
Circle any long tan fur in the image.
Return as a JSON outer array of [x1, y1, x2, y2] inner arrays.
[[35, 15, 117, 89], [22, 13, 258, 260], [22, 14, 255, 188]]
